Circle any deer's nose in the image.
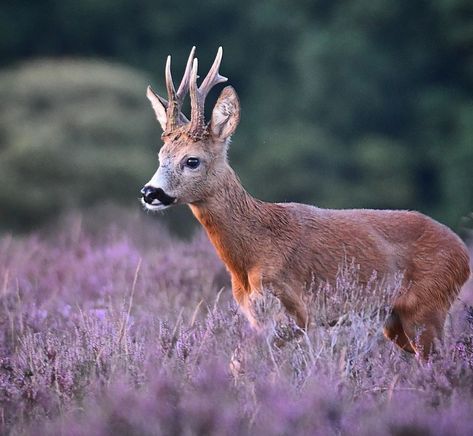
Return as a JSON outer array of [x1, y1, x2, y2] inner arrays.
[[141, 186, 177, 206], [141, 186, 160, 204]]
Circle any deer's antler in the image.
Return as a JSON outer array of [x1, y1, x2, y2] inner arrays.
[[163, 46, 196, 132], [189, 47, 228, 138]]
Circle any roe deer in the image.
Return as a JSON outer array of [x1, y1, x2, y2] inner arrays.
[[141, 47, 470, 358]]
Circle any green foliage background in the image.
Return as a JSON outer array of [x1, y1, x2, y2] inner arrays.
[[0, 0, 472, 232]]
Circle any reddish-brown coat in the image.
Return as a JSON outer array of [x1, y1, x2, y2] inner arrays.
[[190, 166, 470, 357]]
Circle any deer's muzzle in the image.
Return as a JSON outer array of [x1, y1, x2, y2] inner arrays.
[[141, 186, 176, 206]]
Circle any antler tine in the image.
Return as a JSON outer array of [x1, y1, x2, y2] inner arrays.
[[189, 57, 199, 98], [165, 55, 180, 131], [165, 55, 176, 99], [189, 58, 204, 135], [199, 46, 228, 98], [176, 46, 196, 102], [189, 47, 228, 137]]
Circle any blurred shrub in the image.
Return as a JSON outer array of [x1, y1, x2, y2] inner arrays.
[[0, 59, 170, 231]]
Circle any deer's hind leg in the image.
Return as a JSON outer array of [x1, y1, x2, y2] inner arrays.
[[383, 310, 416, 354], [397, 308, 446, 360], [389, 283, 448, 359]]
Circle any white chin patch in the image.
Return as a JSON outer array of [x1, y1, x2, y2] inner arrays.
[[141, 198, 172, 211]]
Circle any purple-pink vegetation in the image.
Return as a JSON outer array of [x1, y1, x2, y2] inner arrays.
[[0, 213, 472, 435]]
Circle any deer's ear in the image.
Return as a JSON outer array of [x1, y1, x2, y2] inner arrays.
[[146, 86, 167, 131], [210, 86, 240, 141]]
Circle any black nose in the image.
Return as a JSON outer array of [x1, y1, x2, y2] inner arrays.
[[141, 186, 160, 204], [141, 186, 177, 206]]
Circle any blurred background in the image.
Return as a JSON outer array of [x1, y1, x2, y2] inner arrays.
[[0, 0, 472, 236]]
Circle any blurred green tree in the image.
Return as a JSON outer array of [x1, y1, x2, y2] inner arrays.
[[0, 0, 471, 232]]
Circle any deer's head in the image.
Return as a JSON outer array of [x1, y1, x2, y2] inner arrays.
[[141, 47, 240, 211]]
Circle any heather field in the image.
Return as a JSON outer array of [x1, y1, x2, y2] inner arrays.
[[1, 212, 473, 436]]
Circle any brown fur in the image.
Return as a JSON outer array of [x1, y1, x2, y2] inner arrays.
[[188, 166, 470, 357], [143, 48, 471, 359]]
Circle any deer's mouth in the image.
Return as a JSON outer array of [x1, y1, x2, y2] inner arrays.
[[141, 197, 177, 211]]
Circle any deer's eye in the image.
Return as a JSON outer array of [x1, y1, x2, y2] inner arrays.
[[185, 157, 200, 169]]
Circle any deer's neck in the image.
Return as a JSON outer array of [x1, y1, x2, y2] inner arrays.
[[189, 166, 276, 291]]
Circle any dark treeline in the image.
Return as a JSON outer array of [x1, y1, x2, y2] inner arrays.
[[0, 0, 472, 232]]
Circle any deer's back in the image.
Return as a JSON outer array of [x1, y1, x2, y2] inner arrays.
[[275, 203, 470, 300]]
